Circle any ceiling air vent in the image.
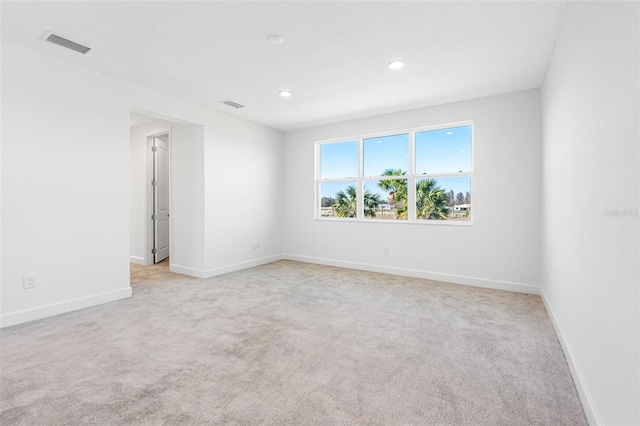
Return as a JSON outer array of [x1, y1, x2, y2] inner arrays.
[[221, 99, 245, 109], [45, 32, 92, 54]]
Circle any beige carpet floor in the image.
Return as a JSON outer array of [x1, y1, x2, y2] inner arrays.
[[1, 260, 586, 425]]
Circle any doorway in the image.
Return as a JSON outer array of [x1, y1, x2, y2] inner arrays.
[[130, 110, 205, 276], [152, 133, 170, 263]]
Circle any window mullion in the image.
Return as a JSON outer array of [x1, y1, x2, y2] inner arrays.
[[416, 171, 472, 178], [357, 138, 364, 219], [407, 131, 416, 221], [319, 177, 358, 183]]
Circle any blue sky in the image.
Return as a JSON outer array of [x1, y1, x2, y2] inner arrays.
[[320, 126, 472, 199], [320, 181, 354, 200], [416, 126, 472, 174], [363, 134, 409, 176], [320, 140, 358, 179]]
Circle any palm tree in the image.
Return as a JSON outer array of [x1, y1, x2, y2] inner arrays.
[[335, 186, 357, 217], [334, 186, 381, 218], [416, 179, 449, 220], [376, 170, 448, 220], [363, 190, 382, 217], [378, 169, 408, 219]]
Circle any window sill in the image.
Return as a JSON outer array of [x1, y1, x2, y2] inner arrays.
[[315, 217, 474, 226]]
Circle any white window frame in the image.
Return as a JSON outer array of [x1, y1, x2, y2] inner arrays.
[[315, 120, 474, 225]]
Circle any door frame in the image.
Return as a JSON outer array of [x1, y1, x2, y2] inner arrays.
[[146, 129, 171, 265]]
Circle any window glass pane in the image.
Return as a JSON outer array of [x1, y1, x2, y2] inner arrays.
[[415, 125, 472, 174], [416, 176, 471, 221], [364, 179, 408, 220], [320, 181, 358, 218], [320, 141, 358, 179], [363, 134, 409, 177]]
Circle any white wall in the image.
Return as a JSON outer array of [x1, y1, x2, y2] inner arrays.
[[1, 42, 284, 326], [203, 119, 284, 276], [540, 3, 639, 425], [129, 120, 171, 265], [283, 90, 541, 293], [1, 42, 133, 326], [171, 123, 205, 275]]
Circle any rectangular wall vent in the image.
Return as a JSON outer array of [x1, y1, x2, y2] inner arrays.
[[45, 32, 92, 54], [221, 99, 245, 109]]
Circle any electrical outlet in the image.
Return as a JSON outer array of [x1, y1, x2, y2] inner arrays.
[[383, 247, 390, 256], [23, 275, 36, 289], [251, 241, 260, 250]]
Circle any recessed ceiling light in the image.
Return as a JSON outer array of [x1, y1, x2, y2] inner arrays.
[[279, 90, 292, 97], [446, 131, 453, 135], [387, 60, 406, 70], [268, 34, 284, 45]]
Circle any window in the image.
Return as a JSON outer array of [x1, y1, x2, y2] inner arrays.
[[316, 122, 473, 223]]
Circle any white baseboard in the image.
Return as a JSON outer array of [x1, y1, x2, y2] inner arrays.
[[170, 263, 208, 278], [0, 287, 132, 329], [170, 254, 284, 279], [282, 253, 540, 295], [129, 255, 146, 265], [540, 289, 600, 426], [203, 254, 284, 278]]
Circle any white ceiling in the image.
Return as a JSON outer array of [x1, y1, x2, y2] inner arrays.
[[2, 1, 567, 131]]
